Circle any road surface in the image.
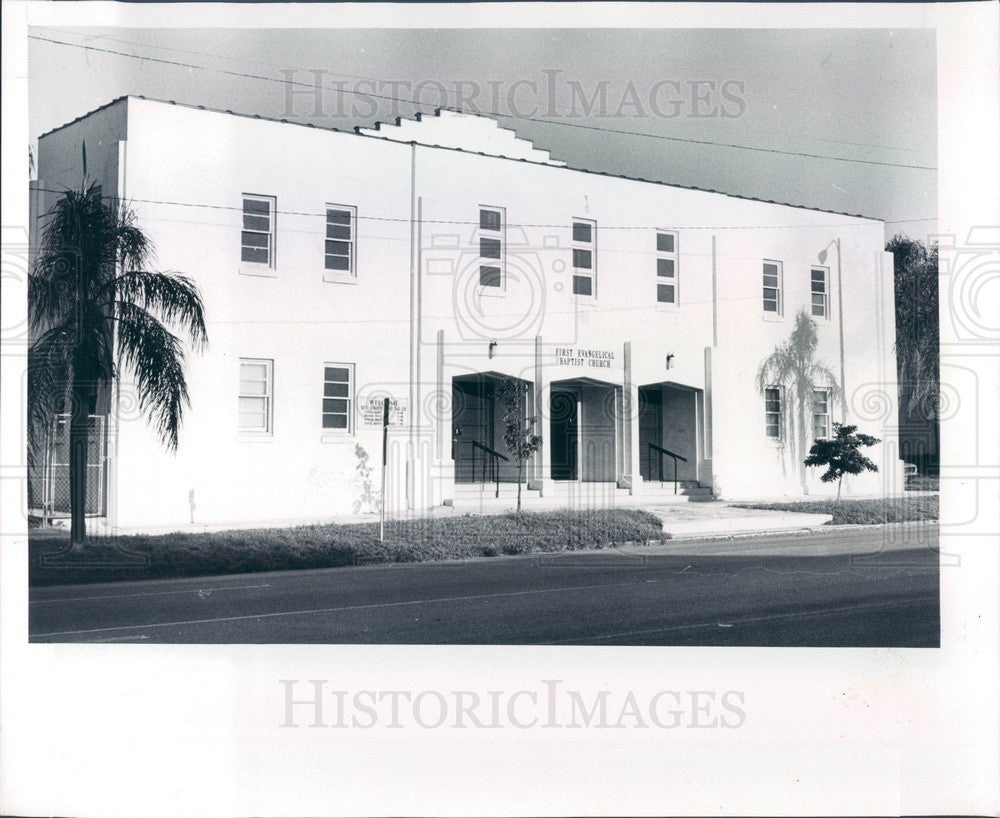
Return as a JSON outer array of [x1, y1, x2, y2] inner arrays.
[[29, 526, 940, 646]]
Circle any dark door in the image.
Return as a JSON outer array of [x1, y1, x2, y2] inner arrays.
[[638, 387, 663, 481], [453, 379, 495, 483], [550, 390, 578, 481]]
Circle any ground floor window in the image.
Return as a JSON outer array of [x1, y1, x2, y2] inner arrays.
[[812, 388, 831, 439], [239, 358, 273, 434], [764, 386, 783, 439], [322, 364, 354, 431]]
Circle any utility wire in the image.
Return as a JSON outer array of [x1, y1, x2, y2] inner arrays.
[[30, 34, 938, 172], [31, 186, 934, 231], [48, 27, 928, 157]]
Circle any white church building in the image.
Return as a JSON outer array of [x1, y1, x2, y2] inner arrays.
[[30, 96, 904, 529]]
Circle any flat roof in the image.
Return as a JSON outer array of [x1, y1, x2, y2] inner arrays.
[[38, 95, 884, 223]]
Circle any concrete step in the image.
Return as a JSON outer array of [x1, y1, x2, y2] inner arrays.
[[634, 482, 715, 504], [453, 483, 540, 500]]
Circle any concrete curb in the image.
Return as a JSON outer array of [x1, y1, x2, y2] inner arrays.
[[662, 513, 833, 540]]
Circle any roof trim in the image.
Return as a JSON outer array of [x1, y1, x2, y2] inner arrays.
[[37, 95, 884, 222], [37, 96, 130, 140]]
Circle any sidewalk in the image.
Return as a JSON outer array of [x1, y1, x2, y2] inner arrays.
[[71, 498, 833, 539], [642, 502, 832, 539]]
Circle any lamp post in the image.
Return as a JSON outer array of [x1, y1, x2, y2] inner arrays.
[[818, 238, 847, 421]]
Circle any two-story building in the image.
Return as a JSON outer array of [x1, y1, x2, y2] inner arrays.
[[30, 96, 904, 529]]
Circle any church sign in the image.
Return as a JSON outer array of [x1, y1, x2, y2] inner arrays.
[[553, 347, 618, 370]]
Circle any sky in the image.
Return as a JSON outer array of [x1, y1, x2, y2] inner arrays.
[[27, 27, 937, 241]]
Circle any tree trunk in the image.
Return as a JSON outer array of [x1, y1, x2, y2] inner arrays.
[[516, 458, 523, 512], [837, 474, 843, 501], [797, 389, 809, 494], [68, 382, 89, 549]]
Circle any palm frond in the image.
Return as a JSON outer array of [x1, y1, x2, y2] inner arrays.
[[104, 271, 208, 350], [27, 322, 75, 461], [114, 301, 191, 451]]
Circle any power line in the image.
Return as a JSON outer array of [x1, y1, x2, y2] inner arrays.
[[30, 34, 938, 172], [48, 28, 928, 157], [32, 186, 934, 231]]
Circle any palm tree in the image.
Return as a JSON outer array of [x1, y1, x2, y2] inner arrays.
[[756, 310, 840, 493], [29, 182, 207, 548]]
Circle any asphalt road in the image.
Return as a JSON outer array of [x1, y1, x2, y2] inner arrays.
[[29, 526, 940, 646]]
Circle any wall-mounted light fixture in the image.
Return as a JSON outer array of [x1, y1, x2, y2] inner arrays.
[[665, 353, 675, 370], [488, 339, 498, 359]]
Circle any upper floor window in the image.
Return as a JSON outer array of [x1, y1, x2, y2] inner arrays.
[[238, 358, 273, 435], [762, 260, 783, 314], [322, 364, 354, 432], [325, 205, 356, 277], [656, 230, 679, 304], [811, 266, 829, 318], [572, 219, 596, 296], [764, 386, 783, 439], [812, 388, 831, 439], [479, 207, 504, 288], [242, 195, 275, 268]]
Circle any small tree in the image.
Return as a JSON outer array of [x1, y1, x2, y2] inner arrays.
[[804, 422, 880, 500], [497, 378, 541, 512]]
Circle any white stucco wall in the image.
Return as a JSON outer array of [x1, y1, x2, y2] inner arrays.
[[34, 97, 903, 529]]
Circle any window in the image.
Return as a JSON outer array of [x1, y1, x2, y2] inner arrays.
[[762, 260, 783, 314], [811, 266, 829, 318], [325, 205, 356, 275], [812, 389, 831, 439], [242, 195, 275, 267], [656, 230, 679, 304], [572, 218, 596, 296], [322, 364, 354, 431], [238, 359, 273, 434], [764, 387, 783, 439], [479, 207, 504, 288]]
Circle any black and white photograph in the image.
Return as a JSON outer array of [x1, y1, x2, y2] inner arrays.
[[1, 1, 998, 816]]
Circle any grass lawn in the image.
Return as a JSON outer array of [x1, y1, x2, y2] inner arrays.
[[734, 495, 938, 525], [29, 508, 664, 587]]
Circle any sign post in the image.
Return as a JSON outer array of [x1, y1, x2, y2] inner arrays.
[[379, 397, 389, 542]]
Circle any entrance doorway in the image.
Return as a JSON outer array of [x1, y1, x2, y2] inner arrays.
[[549, 378, 619, 482], [638, 387, 663, 481], [637, 382, 703, 483], [549, 390, 578, 480], [452, 373, 532, 485]]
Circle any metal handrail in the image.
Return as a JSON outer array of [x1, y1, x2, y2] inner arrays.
[[647, 443, 687, 494], [471, 440, 509, 498]]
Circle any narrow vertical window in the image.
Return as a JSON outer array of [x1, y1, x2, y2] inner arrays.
[[241, 195, 276, 268], [479, 207, 504, 288], [812, 389, 831, 439], [572, 219, 596, 296], [762, 260, 783, 314], [811, 266, 829, 318], [325, 205, 356, 276], [322, 364, 354, 432], [656, 230, 679, 304], [238, 359, 273, 434], [764, 387, 783, 439]]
